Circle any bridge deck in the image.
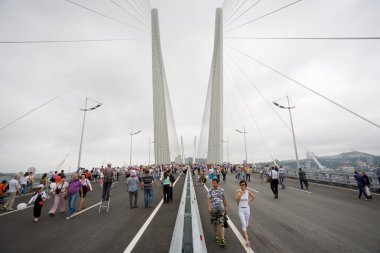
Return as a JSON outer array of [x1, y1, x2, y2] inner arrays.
[[0, 173, 379, 253]]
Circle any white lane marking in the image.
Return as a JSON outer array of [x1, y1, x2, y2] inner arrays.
[[286, 178, 380, 196], [202, 184, 254, 253], [247, 187, 259, 193], [70, 202, 101, 217], [0, 205, 33, 216], [124, 173, 183, 253], [287, 187, 312, 194]]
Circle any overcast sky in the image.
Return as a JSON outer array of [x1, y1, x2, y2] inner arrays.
[[0, 0, 379, 173]]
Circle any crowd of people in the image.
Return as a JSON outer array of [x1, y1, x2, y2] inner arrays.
[[0, 162, 378, 249]]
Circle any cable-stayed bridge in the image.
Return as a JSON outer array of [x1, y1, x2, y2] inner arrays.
[[0, 1, 379, 252]]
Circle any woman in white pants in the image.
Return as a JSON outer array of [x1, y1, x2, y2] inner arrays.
[[236, 179, 255, 247]]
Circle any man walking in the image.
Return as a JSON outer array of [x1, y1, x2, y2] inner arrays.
[[141, 169, 156, 208], [207, 178, 227, 247], [354, 171, 370, 200], [245, 166, 252, 182], [270, 167, 280, 199], [298, 168, 309, 190]]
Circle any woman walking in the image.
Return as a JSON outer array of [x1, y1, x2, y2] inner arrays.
[[48, 175, 69, 216], [162, 172, 170, 203], [66, 174, 82, 220], [78, 174, 92, 211], [236, 180, 255, 247]]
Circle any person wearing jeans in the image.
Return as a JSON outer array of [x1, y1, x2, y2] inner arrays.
[[127, 171, 139, 209], [141, 169, 156, 208], [66, 174, 82, 220]]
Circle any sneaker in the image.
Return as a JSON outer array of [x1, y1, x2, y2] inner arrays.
[[220, 239, 227, 246], [215, 234, 219, 242], [66, 216, 71, 220], [49, 213, 54, 217], [34, 218, 39, 222]]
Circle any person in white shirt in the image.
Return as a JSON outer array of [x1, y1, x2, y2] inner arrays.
[[270, 166, 280, 199], [236, 180, 255, 247], [4, 175, 20, 211], [20, 172, 29, 195]]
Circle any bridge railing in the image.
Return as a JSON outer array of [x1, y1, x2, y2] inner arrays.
[[252, 168, 380, 192]]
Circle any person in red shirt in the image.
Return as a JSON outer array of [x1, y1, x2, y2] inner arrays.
[[0, 180, 7, 209]]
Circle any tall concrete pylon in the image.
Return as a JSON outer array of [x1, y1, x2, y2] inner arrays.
[[207, 8, 223, 164], [151, 9, 171, 164]]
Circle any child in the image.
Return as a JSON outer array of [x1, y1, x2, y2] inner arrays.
[[28, 184, 47, 222]]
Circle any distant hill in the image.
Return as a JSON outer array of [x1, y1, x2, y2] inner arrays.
[[257, 151, 380, 170]]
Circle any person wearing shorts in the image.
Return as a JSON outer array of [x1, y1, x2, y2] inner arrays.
[[208, 178, 227, 247]]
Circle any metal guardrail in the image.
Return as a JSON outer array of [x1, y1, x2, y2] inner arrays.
[[169, 172, 207, 253], [252, 168, 380, 191]]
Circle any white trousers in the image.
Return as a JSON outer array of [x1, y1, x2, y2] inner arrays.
[[238, 206, 250, 231]]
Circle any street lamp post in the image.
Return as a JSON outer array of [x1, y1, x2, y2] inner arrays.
[[236, 127, 248, 164], [129, 128, 141, 166], [148, 138, 155, 165], [273, 96, 300, 169], [77, 97, 102, 171], [222, 138, 230, 164]]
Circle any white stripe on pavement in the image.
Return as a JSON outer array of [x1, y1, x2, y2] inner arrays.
[[0, 205, 33, 216], [247, 187, 259, 193], [202, 184, 254, 253], [124, 173, 183, 253], [287, 187, 312, 194]]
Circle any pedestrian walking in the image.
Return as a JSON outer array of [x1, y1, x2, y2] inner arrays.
[[66, 173, 82, 220], [245, 166, 252, 182], [169, 170, 175, 202], [48, 175, 68, 216], [270, 167, 280, 199], [207, 178, 227, 247], [298, 168, 309, 190], [236, 180, 255, 247], [141, 169, 156, 208], [127, 171, 139, 209], [162, 171, 170, 203], [361, 171, 373, 199], [78, 174, 92, 211], [354, 171, 370, 200], [278, 166, 286, 189], [28, 184, 47, 222], [3, 175, 20, 211]]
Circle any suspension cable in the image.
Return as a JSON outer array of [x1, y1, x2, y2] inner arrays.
[[225, 36, 380, 40], [226, 44, 380, 129], [65, 0, 148, 33], [224, 0, 262, 29], [225, 49, 315, 153], [225, 59, 278, 163], [0, 38, 148, 44], [225, 0, 303, 33], [110, 0, 149, 29]]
